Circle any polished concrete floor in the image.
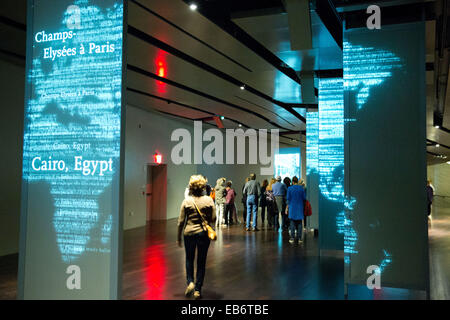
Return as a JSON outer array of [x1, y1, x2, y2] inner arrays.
[[428, 196, 450, 300], [1, 198, 450, 300], [122, 220, 343, 300]]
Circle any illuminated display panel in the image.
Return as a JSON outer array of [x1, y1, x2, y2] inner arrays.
[[306, 112, 318, 176], [306, 111, 319, 229], [343, 23, 428, 292], [343, 42, 402, 272], [19, 0, 124, 299], [318, 78, 344, 250], [275, 148, 300, 179]]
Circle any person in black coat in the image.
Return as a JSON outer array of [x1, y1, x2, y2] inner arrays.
[[259, 179, 268, 228], [427, 180, 434, 216]]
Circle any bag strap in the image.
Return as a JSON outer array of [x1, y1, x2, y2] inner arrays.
[[191, 197, 208, 231]]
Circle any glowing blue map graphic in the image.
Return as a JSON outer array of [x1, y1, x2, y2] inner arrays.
[[22, 0, 123, 263], [306, 112, 318, 176], [343, 41, 403, 272], [343, 42, 402, 110], [318, 78, 345, 250]]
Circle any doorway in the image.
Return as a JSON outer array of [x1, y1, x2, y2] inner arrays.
[[146, 164, 167, 222]]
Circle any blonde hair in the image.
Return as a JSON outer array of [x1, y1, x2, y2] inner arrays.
[[189, 175, 207, 196], [267, 177, 277, 191], [215, 177, 226, 187]]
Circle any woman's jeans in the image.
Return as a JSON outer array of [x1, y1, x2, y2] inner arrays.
[[215, 203, 225, 226], [246, 195, 258, 229], [290, 219, 303, 239], [184, 232, 211, 292]]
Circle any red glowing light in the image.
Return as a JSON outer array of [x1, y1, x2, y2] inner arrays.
[[157, 61, 165, 78], [155, 53, 168, 93], [154, 153, 163, 165]]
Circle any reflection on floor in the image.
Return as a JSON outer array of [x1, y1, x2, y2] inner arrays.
[[429, 196, 450, 300], [1, 197, 450, 300], [0, 254, 17, 300], [122, 220, 344, 300]]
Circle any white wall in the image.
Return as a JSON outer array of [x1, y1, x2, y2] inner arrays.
[[124, 106, 296, 229], [428, 163, 450, 197], [198, 142, 293, 212], [124, 105, 301, 230], [123, 105, 197, 230], [0, 58, 25, 256]]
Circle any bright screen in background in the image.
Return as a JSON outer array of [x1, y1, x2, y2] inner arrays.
[[275, 151, 300, 179]]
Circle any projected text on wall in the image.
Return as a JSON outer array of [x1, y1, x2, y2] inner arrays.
[[22, 0, 123, 264], [306, 112, 318, 176], [342, 40, 402, 270], [318, 78, 345, 250]]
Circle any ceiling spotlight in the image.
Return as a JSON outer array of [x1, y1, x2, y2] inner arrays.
[[240, 85, 245, 90], [189, 3, 198, 11], [436, 144, 440, 147]]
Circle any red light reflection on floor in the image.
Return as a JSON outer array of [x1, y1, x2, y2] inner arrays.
[[143, 244, 167, 300]]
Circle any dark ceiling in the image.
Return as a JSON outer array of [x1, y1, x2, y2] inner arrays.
[[0, 0, 449, 163]]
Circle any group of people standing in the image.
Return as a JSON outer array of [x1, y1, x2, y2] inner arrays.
[[242, 174, 307, 244], [212, 177, 239, 227], [210, 173, 308, 243]]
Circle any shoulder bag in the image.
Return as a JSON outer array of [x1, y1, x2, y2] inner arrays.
[[191, 197, 217, 241]]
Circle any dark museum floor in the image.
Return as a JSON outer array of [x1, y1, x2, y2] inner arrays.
[[1, 197, 450, 300]]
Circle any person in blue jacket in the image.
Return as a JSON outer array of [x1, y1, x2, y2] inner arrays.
[[286, 176, 306, 244]]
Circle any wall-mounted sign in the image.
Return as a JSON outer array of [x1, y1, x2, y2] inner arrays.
[[18, 0, 126, 299]]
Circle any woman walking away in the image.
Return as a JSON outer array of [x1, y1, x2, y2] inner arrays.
[[215, 177, 227, 227], [265, 178, 278, 230], [286, 176, 306, 244], [177, 175, 216, 300], [260, 179, 268, 228]]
